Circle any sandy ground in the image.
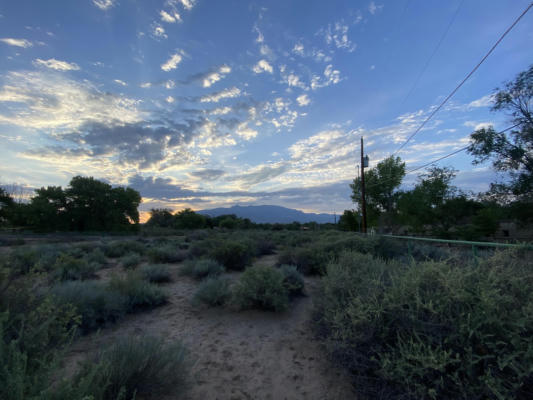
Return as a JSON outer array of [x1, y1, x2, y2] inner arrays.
[[66, 254, 356, 400]]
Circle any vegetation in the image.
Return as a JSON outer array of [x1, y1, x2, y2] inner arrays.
[[279, 264, 305, 297], [180, 258, 225, 279], [233, 266, 289, 312], [120, 252, 141, 269], [193, 277, 232, 307], [140, 264, 172, 283], [210, 240, 253, 271], [314, 249, 533, 399]]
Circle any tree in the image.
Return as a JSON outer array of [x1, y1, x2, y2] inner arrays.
[[27, 186, 68, 231], [338, 209, 359, 231], [146, 208, 174, 227], [467, 65, 533, 201], [0, 188, 14, 226], [350, 156, 406, 227], [173, 208, 207, 229]]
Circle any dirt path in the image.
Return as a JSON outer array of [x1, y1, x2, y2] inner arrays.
[[67, 255, 356, 400]]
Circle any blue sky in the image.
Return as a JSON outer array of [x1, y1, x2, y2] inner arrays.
[[1, 0, 532, 219]]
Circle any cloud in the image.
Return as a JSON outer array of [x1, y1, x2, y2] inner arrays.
[[468, 94, 494, 108], [194, 65, 232, 87], [252, 59, 273, 74], [92, 0, 115, 10], [286, 73, 307, 90], [236, 122, 258, 140], [319, 22, 356, 52], [161, 51, 183, 71], [153, 25, 168, 39], [33, 58, 80, 71], [166, 96, 175, 103], [232, 164, 288, 186], [0, 70, 143, 130], [199, 87, 241, 103], [140, 82, 152, 88], [113, 79, 127, 86], [189, 169, 226, 181], [160, 10, 181, 23], [311, 64, 342, 90], [209, 106, 232, 115], [0, 38, 33, 48], [296, 94, 310, 106], [175, 0, 196, 10], [292, 43, 304, 56], [368, 2, 383, 15], [253, 24, 264, 43]]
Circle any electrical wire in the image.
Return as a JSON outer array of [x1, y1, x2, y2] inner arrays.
[[391, 2, 533, 156]]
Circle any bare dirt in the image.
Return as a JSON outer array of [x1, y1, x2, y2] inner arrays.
[[66, 254, 356, 400]]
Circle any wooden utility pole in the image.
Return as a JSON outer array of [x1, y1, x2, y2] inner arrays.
[[360, 137, 367, 234]]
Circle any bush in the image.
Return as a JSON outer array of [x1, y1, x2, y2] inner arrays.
[[255, 238, 276, 256], [140, 264, 172, 283], [86, 247, 107, 267], [109, 275, 167, 312], [120, 253, 141, 269], [51, 281, 126, 333], [210, 241, 252, 271], [6, 247, 38, 275], [279, 264, 305, 297], [233, 266, 289, 312], [147, 244, 188, 263], [104, 240, 146, 258], [314, 249, 533, 400], [180, 259, 224, 280], [52, 254, 96, 281], [277, 246, 328, 275], [55, 336, 190, 400], [193, 277, 231, 307]]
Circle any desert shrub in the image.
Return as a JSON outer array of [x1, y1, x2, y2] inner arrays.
[[140, 264, 172, 283], [277, 246, 328, 275], [147, 244, 188, 263], [374, 236, 407, 260], [180, 259, 224, 280], [120, 253, 141, 269], [104, 240, 146, 258], [57, 336, 190, 400], [314, 249, 533, 400], [279, 264, 305, 297], [86, 247, 107, 266], [254, 237, 276, 256], [51, 281, 126, 334], [185, 229, 209, 242], [210, 241, 252, 271], [52, 254, 96, 281], [109, 275, 167, 312], [33, 246, 63, 272], [233, 266, 289, 312], [188, 238, 220, 258], [193, 277, 231, 307], [6, 247, 39, 275]]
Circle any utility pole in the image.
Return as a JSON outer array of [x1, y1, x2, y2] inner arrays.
[[360, 137, 367, 234]]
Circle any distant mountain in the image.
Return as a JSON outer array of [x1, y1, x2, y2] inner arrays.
[[198, 205, 336, 224]]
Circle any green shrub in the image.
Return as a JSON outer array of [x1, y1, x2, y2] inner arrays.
[[255, 238, 276, 256], [104, 240, 146, 258], [233, 266, 289, 311], [52, 254, 96, 281], [140, 264, 172, 283], [180, 259, 224, 280], [51, 281, 126, 333], [109, 275, 167, 312], [277, 246, 328, 275], [120, 253, 141, 269], [86, 247, 107, 266], [210, 241, 252, 271], [193, 277, 231, 307], [279, 264, 305, 297], [54, 336, 190, 400], [147, 245, 188, 263], [6, 247, 38, 275], [314, 249, 533, 400]]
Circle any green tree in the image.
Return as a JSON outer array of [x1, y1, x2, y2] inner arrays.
[[0, 188, 14, 226], [173, 208, 207, 229], [338, 209, 359, 231], [350, 156, 406, 227], [27, 186, 68, 231], [146, 208, 174, 227], [467, 65, 533, 201]]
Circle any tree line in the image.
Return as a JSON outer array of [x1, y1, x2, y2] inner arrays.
[[341, 65, 533, 240], [0, 176, 141, 232]]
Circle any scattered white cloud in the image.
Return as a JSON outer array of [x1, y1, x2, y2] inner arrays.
[[311, 64, 342, 90], [166, 96, 175, 103], [0, 70, 143, 130], [199, 87, 241, 103], [368, 1, 383, 15], [319, 22, 356, 52], [176, 0, 196, 10], [153, 24, 168, 39], [33, 58, 80, 71], [161, 51, 183, 71], [312, 49, 332, 63], [259, 44, 274, 58], [464, 121, 493, 131], [370, 65, 376, 70], [160, 10, 181, 23], [253, 59, 273, 74], [253, 24, 264, 43], [468, 94, 494, 108], [210, 106, 232, 115], [236, 122, 258, 140], [140, 82, 152, 88], [296, 94, 310, 107], [113, 79, 127, 86], [0, 38, 33, 48], [286, 74, 307, 90], [292, 43, 304, 56], [92, 0, 115, 11], [202, 65, 231, 87], [165, 80, 176, 89]]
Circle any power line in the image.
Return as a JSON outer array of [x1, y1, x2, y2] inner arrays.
[[392, 2, 533, 156], [360, 124, 521, 192]]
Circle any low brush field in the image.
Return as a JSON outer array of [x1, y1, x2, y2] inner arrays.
[[1, 229, 532, 399]]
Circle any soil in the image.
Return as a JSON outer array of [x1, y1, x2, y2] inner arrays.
[[66, 253, 356, 400]]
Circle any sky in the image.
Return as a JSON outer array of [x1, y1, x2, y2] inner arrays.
[[1, 0, 532, 220]]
